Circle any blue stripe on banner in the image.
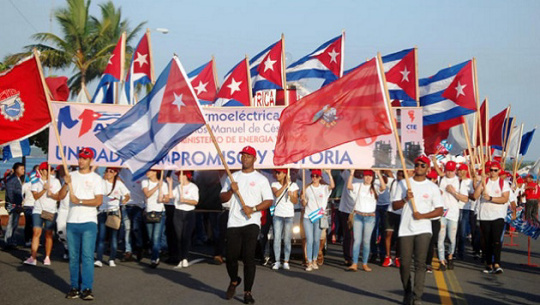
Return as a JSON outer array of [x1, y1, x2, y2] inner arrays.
[[188, 61, 210, 78], [381, 48, 413, 63], [418, 61, 469, 86], [423, 107, 475, 126], [286, 69, 338, 82], [419, 91, 446, 106], [287, 35, 340, 69]]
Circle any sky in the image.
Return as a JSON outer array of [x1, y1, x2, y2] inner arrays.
[[2, 0, 540, 160]]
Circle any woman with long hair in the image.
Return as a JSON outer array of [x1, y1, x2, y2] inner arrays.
[[95, 167, 130, 267], [142, 169, 168, 268], [167, 170, 199, 269], [301, 169, 334, 271], [346, 170, 386, 272]]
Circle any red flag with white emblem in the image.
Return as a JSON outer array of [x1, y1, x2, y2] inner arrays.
[[314, 35, 344, 77], [384, 48, 417, 100], [190, 58, 218, 102], [215, 57, 251, 106], [441, 61, 476, 111], [103, 35, 125, 81], [257, 40, 283, 87]]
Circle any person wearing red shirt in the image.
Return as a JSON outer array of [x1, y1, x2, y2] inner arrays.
[[524, 175, 539, 224]]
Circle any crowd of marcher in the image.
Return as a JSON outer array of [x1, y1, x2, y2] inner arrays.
[[1, 146, 537, 304]]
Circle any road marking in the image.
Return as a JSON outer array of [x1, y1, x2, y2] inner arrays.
[[446, 270, 467, 305], [433, 259, 453, 305]]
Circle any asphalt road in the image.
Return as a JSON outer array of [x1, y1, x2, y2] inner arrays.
[[0, 231, 539, 305]]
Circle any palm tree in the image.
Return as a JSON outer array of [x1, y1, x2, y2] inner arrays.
[[3, 0, 145, 97]]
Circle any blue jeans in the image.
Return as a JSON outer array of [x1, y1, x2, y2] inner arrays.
[[32, 213, 57, 230], [273, 216, 293, 262], [438, 217, 458, 262], [67, 222, 97, 291], [352, 214, 376, 265], [4, 210, 21, 246], [371, 204, 389, 257], [96, 213, 119, 261], [123, 205, 143, 253], [303, 218, 322, 262], [146, 212, 165, 261], [457, 209, 471, 257]]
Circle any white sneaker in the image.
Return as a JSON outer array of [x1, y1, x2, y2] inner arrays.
[[109, 260, 116, 267], [181, 259, 189, 268], [272, 262, 281, 270], [283, 262, 290, 270], [312, 262, 319, 270], [24, 257, 37, 266], [43, 256, 51, 266], [94, 261, 103, 267], [174, 262, 183, 269], [63, 253, 69, 260], [305, 263, 313, 271]]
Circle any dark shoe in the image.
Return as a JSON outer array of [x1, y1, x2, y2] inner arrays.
[[121, 252, 133, 262], [447, 259, 454, 270], [482, 266, 493, 274], [65, 288, 80, 299], [225, 277, 241, 300], [494, 267, 504, 274], [81, 289, 94, 301], [439, 263, 447, 271], [426, 265, 433, 274], [135, 249, 143, 262], [214, 255, 224, 265], [244, 291, 255, 304]]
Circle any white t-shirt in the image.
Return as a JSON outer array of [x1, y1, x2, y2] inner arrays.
[[478, 178, 511, 221], [338, 171, 356, 214], [32, 178, 62, 214], [271, 181, 300, 218], [142, 179, 168, 213], [393, 178, 443, 237], [304, 184, 331, 219], [387, 178, 403, 215], [349, 182, 378, 213], [439, 176, 460, 222], [22, 182, 35, 208], [100, 180, 130, 212], [220, 173, 233, 209], [171, 182, 199, 211], [459, 178, 474, 210], [221, 170, 273, 228], [119, 169, 145, 208], [67, 171, 105, 224], [59, 189, 70, 211], [376, 177, 393, 206]]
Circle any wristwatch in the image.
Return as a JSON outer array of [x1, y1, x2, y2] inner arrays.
[[79, 199, 83, 204], [252, 206, 257, 212]]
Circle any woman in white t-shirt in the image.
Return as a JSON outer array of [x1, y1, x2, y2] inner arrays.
[[21, 176, 35, 246], [346, 170, 386, 272], [95, 168, 130, 267], [271, 169, 299, 270], [55, 165, 71, 260], [301, 169, 334, 271], [24, 162, 62, 266], [142, 169, 168, 267], [167, 170, 199, 269]]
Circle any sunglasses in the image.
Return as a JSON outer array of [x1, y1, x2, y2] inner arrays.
[[106, 169, 117, 173], [489, 169, 499, 172], [311, 175, 321, 178], [414, 163, 427, 168]]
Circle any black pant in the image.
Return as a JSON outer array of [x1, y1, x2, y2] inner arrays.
[[480, 219, 505, 265], [525, 199, 539, 225], [426, 219, 441, 265], [470, 213, 481, 254], [214, 210, 229, 256], [400, 233, 431, 303], [338, 211, 353, 262], [173, 209, 195, 260], [24, 207, 34, 243], [226, 224, 260, 292], [257, 212, 272, 259], [165, 205, 178, 260]]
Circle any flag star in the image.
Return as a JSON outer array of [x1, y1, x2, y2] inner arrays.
[[133, 52, 148, 68], [263, 56, 277, 72], [328, 49, 339, 63], [108, 54, 114, 66], [194, 81, 208, 95], [455, 81, 467, 98], [227, 78, 242, 95], [172, 93, 185, 111], [400, 66, 410, 82]]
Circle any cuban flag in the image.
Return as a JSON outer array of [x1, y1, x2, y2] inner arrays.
[[121, 31, 153, 105], [188, 58, 218, 105], [96, 56, 206, 180], [308, 207, 325, 223], [249, 39, 284, 92], [420, 60, 477, 153], [2, 138, 31, 162], [215, 57, 251, 106], [91, 34, 125, 104], [286, 34, 344, 90]]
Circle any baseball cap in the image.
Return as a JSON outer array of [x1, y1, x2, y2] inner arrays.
[[487, 161, 501, 169], [311, 169, 322, 176], [174, 170, 193, 179], [427, 168, 439, 180], [39, 162, 49, 170], [458, 164, 469, 171], [414, 155, 431, 167], [517, 177, 524, 184], [274, 168, 287, 174], [445, 161, 457, 171], [79, 147, 95, 159], [239, 146, 256, 157], [363, 170, 374, 176]]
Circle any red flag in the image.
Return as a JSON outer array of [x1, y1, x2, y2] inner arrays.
[[488, 107, 508, 147], [314, 34, 344, 77], [215, 59, 251, 106], [273, 58, 392, 165], [45, 76, 70, 101], [257, 39, 284, 87], [103, 35, 124, 80], [190, 58, 218, 102], [0, 55, 51, 145]]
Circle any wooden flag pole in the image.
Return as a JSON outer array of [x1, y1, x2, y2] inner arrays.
[[114, 32, 126, 105], [205, 123, 250, 217], [501, 105, 512, 165], [340, 29, 345, 78], [485, 97, 492, 161], [462, 119, 477, 172], [245, 55, 254, 107], [146, 29, 156, 84], [512, 124, 524, 187], [377, 53, 417, 213], [414, 46, 420, 107], [281, 33, 289, 106], [212, 55, 219, 92]]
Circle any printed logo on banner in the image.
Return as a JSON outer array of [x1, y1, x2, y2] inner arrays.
[[313, 105, 338, 127], [405, 109, 418, 134], [57, 105, 122, 137], [0, 89, 25, 121]]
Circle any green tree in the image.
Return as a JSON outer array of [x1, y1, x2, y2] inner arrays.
[[4, 0, 145, 97]]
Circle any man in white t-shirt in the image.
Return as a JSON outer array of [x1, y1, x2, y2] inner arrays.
[[220, 146, 273, 304], [392, 155, 443, 305], [62, 147, 104, 301]]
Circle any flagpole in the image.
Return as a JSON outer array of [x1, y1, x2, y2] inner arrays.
[[501, 105, 512, 165], [377, 52, 417, 213], [212, 55, 219, 92], [146, 29, 156, 84], [512, 124, 524, 187], [245, 54, 254, 107], [115, 32, 126, 105], [485, 97, 491, 161], [33, 49, 70, 176], [462, 119, 477, 173], [281, 33, 289, 106], [473, 58, 486, 165], [414, 46, 420, 107]]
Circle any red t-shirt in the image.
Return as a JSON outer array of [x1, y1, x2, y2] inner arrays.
[[524, 182, 539, 199]]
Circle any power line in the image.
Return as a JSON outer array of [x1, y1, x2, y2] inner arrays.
[[8, 0, 39, 33]]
